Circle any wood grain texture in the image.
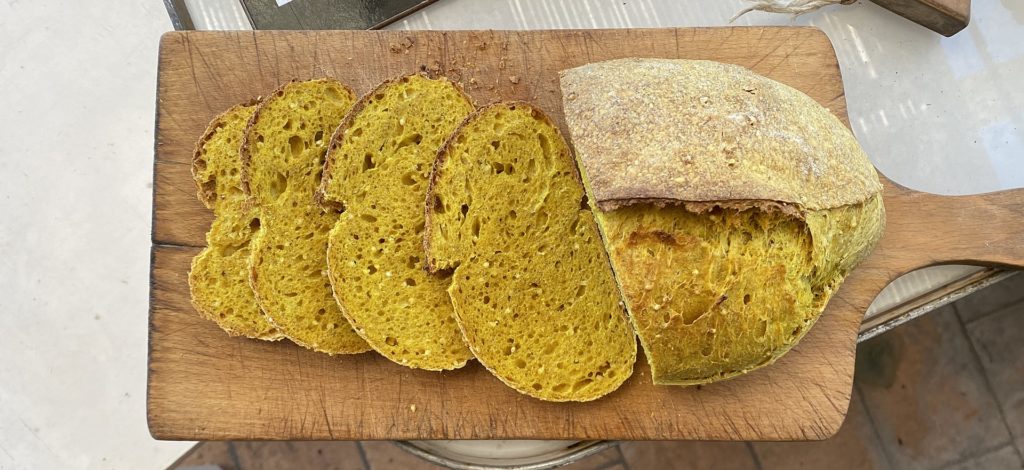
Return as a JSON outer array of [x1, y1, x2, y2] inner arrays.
[[149, 28, 1024, 441], [871, 0, 970, 37]]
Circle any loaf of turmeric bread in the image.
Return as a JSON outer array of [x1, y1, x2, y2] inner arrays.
[[560, 58, 885, 385], [241, 79, 370, 355], [189, 102, 281, 340], [425, 102, 637, 401], [317, 74, 475, 370]]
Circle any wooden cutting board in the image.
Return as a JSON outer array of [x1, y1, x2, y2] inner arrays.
[[149, 28, 1024, 441]]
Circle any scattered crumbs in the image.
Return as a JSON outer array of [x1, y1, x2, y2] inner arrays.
[[469, 77, 478, 86], [410, 404, 417, 412], [477, 41, 488, 51], [508, 75, 520, 84], [389, 36, 415, 54]]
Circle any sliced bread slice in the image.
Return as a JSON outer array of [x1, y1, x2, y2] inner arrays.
[[241, 79, 370, 355], [189, 102, 281, 340], [424, 102, 636, 401], [317, 74, 475, 370]]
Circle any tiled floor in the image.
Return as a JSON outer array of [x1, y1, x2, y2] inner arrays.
[[172, 275, 1024, 470]]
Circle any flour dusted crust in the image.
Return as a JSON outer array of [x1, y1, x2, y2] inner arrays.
[[559, 58, 881, 212]]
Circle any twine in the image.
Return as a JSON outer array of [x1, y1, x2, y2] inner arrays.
[[731, 0, 857, 22]]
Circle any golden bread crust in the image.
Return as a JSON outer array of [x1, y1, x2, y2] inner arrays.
[[560, 58, 882, 212]]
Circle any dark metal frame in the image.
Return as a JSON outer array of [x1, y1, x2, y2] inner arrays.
[[162, 0, 437, 30], [163, 0, 195, 30]]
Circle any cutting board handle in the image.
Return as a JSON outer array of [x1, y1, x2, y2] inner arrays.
[[875, 178, 1024, 275]]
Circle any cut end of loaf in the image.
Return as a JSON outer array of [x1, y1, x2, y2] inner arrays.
[[594, 193, 884, 385]]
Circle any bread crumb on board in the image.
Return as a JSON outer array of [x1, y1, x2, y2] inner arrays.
[[410, 404, 417, 412], [389, 36, 415, 54], [508, 75, 520, 84], [419, 60, 444, 75]]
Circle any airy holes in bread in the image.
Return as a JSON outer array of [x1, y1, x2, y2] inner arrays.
[[266, 172, 287, 200], [425, 103, 635, 400]]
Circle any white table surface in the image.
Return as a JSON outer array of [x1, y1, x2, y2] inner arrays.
[[0, 0, 1020, 468]]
